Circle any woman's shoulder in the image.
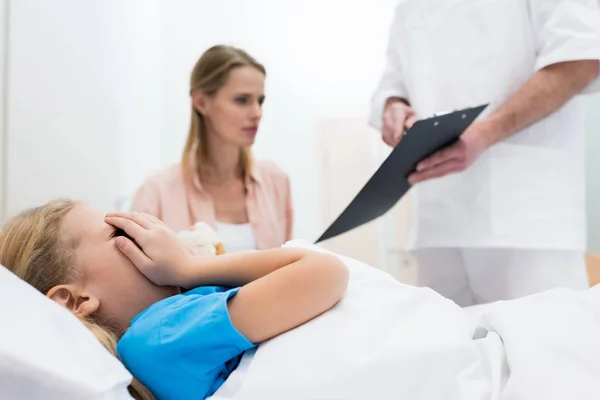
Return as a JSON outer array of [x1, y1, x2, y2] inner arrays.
[[253, 159, 289, 184], [138, 164, 187, 191]]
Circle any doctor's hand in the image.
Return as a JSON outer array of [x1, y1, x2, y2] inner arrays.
[[105, 212, 193, 287], [382, 99, 419, 147], [407, 122, 493, 185]]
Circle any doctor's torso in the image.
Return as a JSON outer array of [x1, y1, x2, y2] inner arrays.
[[394, 0, 588, 250]]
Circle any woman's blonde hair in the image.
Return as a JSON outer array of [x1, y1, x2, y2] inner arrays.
[[182, 45, 266, 178], [0, 200, 154, 400]]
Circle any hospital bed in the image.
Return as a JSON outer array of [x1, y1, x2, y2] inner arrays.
[[3, 255, 600, 400]]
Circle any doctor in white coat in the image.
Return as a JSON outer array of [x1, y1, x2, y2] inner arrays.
[[370, 0, 600, 306]]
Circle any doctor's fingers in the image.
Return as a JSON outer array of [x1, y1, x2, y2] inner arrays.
[[382, 126, 398, 147], [417, 142, 465, 171], [387, 116, 406, 146], [385, 105, 408, 128], [405, 114, 419, 130], [408, 160, 465, 184]]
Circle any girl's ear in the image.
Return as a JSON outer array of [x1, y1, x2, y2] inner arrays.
[[192, 91, 210, 116], [47, 284, 100, 318]]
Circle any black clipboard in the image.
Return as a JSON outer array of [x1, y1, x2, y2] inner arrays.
[[315, 104, 488, 244]]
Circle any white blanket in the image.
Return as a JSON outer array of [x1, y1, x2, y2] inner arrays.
[[472, 286, 600, 400], [211, 240, 600, 400], [212, 240, 492, 400]]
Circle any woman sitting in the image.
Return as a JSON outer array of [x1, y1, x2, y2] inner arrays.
[[132, 45, 293, 252]]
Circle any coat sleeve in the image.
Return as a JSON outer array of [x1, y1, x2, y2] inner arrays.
[[529, 0, 600, 93], [369, 3, 411, 130]]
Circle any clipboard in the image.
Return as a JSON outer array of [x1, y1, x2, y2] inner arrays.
[[315, 104, 488, 244]]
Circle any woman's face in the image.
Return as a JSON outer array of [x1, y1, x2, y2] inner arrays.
[[60, 204, 180, 328], [197, 65, 265, 148]]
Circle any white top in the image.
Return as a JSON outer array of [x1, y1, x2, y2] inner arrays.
[[215, 221, 258, 253], [370, 0, 600, 251]]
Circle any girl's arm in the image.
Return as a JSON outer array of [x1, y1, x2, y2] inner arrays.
[[202, 248, 348, 343], [105, 213, 349, 343]]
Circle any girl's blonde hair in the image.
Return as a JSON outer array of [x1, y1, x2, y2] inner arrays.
[[0, 200, 154, 400], [182, 44, 266, 179]]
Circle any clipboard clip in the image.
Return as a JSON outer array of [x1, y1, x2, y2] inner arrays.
[[433, 110, 454, 117], [403, 105, 485, 137], [404, 109, 452, 136]]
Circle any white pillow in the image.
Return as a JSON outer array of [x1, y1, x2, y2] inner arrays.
[[0, 265, 134, 400]]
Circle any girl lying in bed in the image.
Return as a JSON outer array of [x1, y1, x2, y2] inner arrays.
[[11, 200, 580, 400], [0, 200, 349, 400]]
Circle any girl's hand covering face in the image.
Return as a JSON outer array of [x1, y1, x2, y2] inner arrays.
[[104, 212, 192, 287]]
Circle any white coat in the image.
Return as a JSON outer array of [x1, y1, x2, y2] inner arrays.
[[370, 0, 600, 251]]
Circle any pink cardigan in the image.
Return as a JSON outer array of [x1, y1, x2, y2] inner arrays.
[[131, 159, 293, 250]]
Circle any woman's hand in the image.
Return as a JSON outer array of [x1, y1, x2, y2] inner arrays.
[[105, 212, 192, 287]]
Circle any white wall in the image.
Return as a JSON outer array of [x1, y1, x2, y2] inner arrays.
[[0, 0, 6, 223], [116, 0, 163, 209], [3, 0, 168, 219], [4, 0, 133, 218]]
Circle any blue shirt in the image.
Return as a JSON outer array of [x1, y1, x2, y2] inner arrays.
[[117, 286, 256, 400]]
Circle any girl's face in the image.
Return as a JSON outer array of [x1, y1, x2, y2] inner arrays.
[[55, 204, 180, 329], [195, 65, 265, 149]]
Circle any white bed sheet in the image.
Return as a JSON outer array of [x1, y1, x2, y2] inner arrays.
[[210, 240, 600, 400], [211, 240, 492, 400], [470, 286, 600, 400]]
